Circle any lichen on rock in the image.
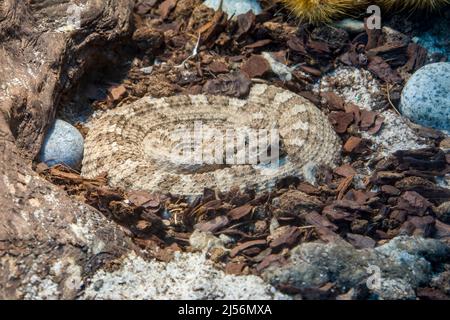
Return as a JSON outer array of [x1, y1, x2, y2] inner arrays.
[[263, 236, 450, 299]]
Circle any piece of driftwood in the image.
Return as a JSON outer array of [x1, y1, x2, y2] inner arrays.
[[0, 0, 135, 299]]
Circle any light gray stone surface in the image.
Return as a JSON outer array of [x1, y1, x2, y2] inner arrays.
[[204, 0, 262, 17], [39, 119, 84, 169], [263, 236, 450, 300], [334, 19, 365, 33], [82, 251, 290, 300], [400, 62, 450, 133]]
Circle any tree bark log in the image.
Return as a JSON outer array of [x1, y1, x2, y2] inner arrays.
[[0, 0, 136, 299]]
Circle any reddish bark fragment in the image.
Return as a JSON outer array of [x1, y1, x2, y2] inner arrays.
[[228, 204, 253, 221], [329, 112, 354, 133], [241, 55, 271, 78], [343, 136, 363, 153], [230, 240, 267, 258]]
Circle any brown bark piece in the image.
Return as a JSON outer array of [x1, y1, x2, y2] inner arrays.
[[0, 0, 135, 299], [241, 55, 271, 78]]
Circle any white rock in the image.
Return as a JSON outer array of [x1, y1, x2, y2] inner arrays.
[[262, 52, 293, 82], [400, 62, 450, 133], [204, 0, 262, 17], [39, 119, 84, 169], [82, 251, 290, 300], [334, 19, 365, 33]]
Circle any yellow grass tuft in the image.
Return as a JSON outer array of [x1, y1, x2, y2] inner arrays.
[[378, 0, 450, 10], [281, 0, 450, 24], [281, 0, 366, 24]]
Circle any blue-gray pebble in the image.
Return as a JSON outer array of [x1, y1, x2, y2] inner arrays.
[[39, 119, 84, 169], [204, 0, 262, 16], [400, 62, 450, 133]]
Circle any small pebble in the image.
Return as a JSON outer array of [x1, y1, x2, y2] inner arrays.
[[39, 119, 84, 169], [140, 66, 153, 74], [334, 19, 365, 33], [400, 62, 450, 133], [262, 52, 293, 82]]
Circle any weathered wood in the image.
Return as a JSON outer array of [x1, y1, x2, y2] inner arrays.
[[0, 0, 136, 299]]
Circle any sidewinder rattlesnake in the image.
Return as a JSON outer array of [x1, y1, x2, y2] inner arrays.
[[82, 84, 341, 196]]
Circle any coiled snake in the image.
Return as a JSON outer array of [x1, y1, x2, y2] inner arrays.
[[82, 84, 341, 196]]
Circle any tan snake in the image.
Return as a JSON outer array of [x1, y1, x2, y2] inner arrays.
[[82, 84, 341, 196]]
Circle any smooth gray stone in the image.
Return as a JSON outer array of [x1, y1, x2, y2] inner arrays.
[[263, 236, 450, 300], [39, 119, 84, 169], [400, 62, 450, 133], [204, 0, 262, 17]]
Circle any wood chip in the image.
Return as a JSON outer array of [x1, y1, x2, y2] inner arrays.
[[368, 114, 384, 134], [329, 111, 354, 133], [228, 204, 253, 221], [401, 216, 435, 237], [127, 191, 157, 207], [230, 239, 267, 258], [194, 215, 229, 233], [300, 211, 338, 231], [109, 85, 127, 102], [208, 61, 229, 73], [396, 191, 432, 216], [345, 103, 361, 125], [321, 92, 345, 110], [269, 226, 301, 248], [405, 43, 428, 72], [203, 72, 251, 98], [360, 110, 377, 130], [334, 164, 357, 178], [381, 185, 401, 196], [256, 254, 286, 272], [287, 36, 307, 54], [241, 55, 271, 78], [235, 11, 255, 39], [367, 56, 402, 84], [343, 136, 363, 153], [159, 0, 177, 20], [225, 262, 246, 275]]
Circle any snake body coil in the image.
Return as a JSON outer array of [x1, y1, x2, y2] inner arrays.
[[82, 85, 341, 196]]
